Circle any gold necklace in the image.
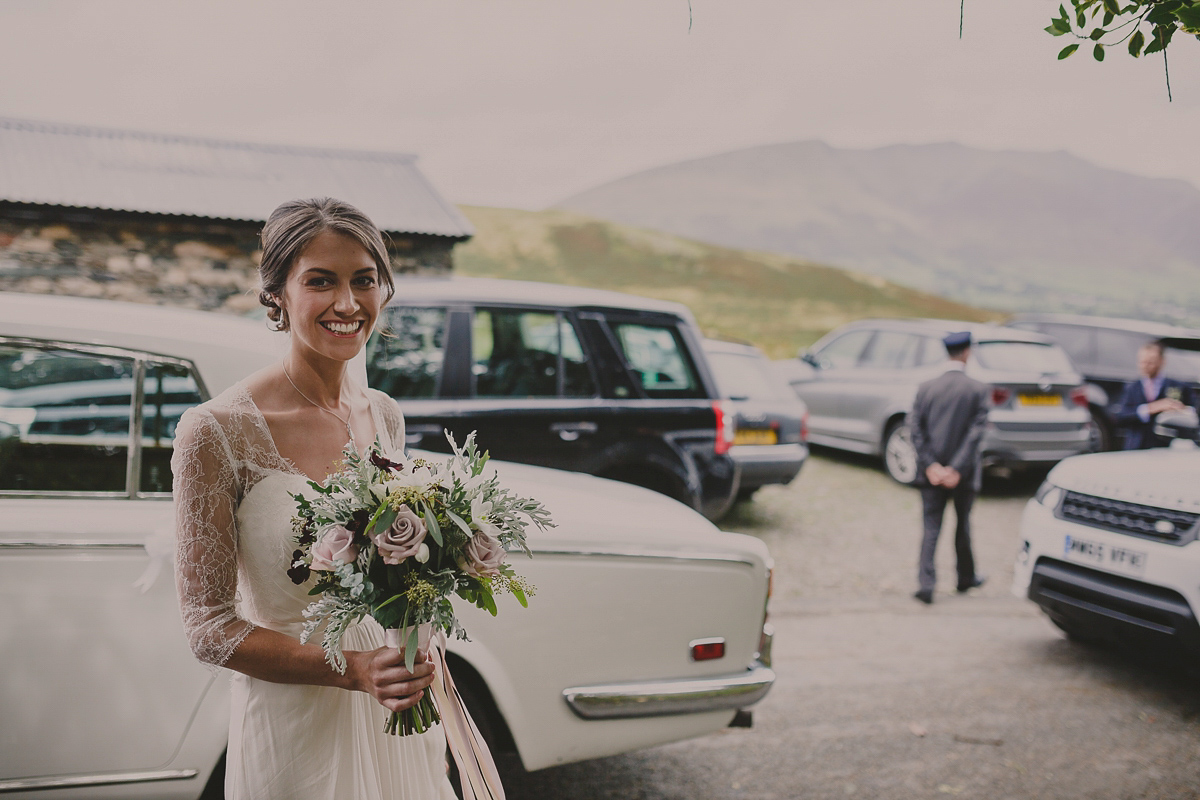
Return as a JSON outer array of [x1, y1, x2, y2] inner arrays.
[[282, 365, 356, 446]]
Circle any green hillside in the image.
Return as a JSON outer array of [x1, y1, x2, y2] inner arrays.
[[454, 206, 998, 359]]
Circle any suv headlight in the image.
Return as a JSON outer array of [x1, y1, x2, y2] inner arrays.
[[1035, 479, 1064, 509]]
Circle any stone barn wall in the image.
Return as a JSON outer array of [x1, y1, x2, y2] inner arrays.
[[0, 203, 456, 315]]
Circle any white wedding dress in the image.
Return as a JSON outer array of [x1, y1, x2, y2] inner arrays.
[[171, 382, 457, 800]]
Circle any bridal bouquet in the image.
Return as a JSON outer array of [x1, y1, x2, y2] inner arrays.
[[286, 432, 553, 736]]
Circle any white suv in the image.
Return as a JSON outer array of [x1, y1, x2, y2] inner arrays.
[[1013, 409, 1200, 657]]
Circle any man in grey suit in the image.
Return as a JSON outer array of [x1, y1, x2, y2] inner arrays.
[[910, 331, 989, 604]]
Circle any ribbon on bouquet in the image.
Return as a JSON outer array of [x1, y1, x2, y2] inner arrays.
[[428, 631, 505, 800]]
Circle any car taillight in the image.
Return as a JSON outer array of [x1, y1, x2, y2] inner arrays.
[[1069, 387, 1089, 408], [991, 387, 1011, 407], [801, 410, 809, 443], [689, 638, 726, 662], [714, 400, 735, 455]]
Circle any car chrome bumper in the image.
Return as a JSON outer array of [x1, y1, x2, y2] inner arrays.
[[730, 443, 808, 489], [562, 661, 776, 720]]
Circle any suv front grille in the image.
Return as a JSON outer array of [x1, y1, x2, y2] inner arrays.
[[1058, 491, 1200, 545]]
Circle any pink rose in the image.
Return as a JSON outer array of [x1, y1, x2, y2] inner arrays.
[[374, 505, 427, 565], [461, 530, 506, 578], [311, 525, 359, 571]]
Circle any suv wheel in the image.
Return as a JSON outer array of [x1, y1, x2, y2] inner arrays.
[[1087, 409, 1113, 452], [883, 421, 918, 485]]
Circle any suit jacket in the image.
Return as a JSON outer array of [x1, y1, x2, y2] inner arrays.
[[1114, 376, 1193, 450], [910, 367, 990, 490]]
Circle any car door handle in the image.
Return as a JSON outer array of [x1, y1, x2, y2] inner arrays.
[[550, 421, 598, 441]]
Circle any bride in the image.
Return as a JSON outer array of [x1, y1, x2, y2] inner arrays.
[[172, 198, 459, 799]]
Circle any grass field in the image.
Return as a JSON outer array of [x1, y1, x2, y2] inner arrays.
[[453, 206, 999, 358]]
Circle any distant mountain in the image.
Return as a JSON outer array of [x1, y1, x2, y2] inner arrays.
[[557, 142, 1200, 326], [454, 206, 995, 358]]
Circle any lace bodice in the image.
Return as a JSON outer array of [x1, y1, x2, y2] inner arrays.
[[171, 382, 406, 667]]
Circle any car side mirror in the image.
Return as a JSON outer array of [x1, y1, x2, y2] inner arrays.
[[800, 352, 820, 369], [1153, 407, 1200, 443]]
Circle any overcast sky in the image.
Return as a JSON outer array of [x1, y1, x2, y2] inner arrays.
[[2, 0, 1197, 209]]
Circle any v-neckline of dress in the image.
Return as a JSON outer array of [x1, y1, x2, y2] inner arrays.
[[238, 382, 385, 486]]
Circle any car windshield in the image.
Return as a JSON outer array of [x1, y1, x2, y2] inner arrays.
[[706, 351, 787, 400], [973, 341, 1074, 374], [1165, 347, 1200, 383]]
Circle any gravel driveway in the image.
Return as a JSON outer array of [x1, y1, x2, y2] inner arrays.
[[499, 450, 1200, 799]]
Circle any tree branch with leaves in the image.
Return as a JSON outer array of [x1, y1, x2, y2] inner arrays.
[[1046, 0, 1200, 99]]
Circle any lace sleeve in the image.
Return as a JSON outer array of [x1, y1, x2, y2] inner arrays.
[[371, 389, 407, 454], [171, 407, 255, 667]]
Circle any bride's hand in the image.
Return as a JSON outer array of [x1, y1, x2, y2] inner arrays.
[[347, 646, 436, 712]]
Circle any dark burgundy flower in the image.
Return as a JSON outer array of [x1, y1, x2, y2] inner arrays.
[[370, 451, 405, 472], [287, 550, 311, 585]]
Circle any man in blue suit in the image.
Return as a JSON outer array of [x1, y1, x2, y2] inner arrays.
[[1114, 341, 1191, 450]]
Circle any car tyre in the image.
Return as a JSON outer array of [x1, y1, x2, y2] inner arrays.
[[883, 421, 918, 485], [1087, 409, 1113, 452]]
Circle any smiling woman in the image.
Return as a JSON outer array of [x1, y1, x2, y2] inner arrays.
[[170, 198, 463, 799]]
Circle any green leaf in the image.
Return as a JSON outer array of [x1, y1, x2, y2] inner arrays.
[[1059, 43, 1081, 58], [1178, 5, 1200, 32], [1077, 8, 1087, 26], [1103, 10, 1115, 25], [1102, 0, 1120, 15], [1093, 42, 1106, 60], [1046, 22, 1068, 35], [445, 508, 473, 538], [1089, 26, 1106, 39], [512, 582, 528, 608], [419, 499, 443, 546], [404, 625, 419, 673], [369, 508, 397, 539], [1129, 28, 1145, 55]]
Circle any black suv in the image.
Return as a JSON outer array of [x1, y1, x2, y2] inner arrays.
[[1006, 314, 1200, 450], [365, 277, 740, 519]]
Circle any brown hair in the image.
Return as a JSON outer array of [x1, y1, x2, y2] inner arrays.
[[257, 197, 395, 331]]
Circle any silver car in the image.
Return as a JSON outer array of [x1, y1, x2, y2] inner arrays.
[[775, 319, 1093, 484]]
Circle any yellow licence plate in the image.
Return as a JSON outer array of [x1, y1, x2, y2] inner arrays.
[[1018, 393, 1062, 406], [734, 429, 778, 445]]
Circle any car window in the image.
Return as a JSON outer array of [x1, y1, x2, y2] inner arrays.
[[1039, 324, 1095, 367], [610, 322, 704, 398], [367, 306, 448, 398], [812, 330, 874, 369], [973, 341, 1075, 373], [916, 336, 948, 366], [139, 362, 204, 494], [0, 344, 134, 493], [1164, 347, 1200, 383], [860, 331, 921, 369], [1094, 329, 1149, 376], [473, 309, 595, 398], [706, 350, 787, 400]]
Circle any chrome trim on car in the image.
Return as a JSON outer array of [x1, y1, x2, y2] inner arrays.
[[127, 357, 146, 499], [0, 769, 199, 793], [0, 540, 146, 549], [531, 546, 761, 568], [562, 661, 775, 719]]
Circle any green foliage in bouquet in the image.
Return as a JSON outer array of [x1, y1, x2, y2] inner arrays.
[[286, 431, 553, 734]]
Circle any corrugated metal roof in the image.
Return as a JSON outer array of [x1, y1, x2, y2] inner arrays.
[[0, 117, 473, 239]]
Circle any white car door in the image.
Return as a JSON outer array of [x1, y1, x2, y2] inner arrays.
[[0, 343, 213, 786]]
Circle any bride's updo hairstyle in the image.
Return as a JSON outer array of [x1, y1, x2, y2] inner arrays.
[[257, 197, 396, 331]]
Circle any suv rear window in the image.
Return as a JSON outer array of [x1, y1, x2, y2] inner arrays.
[[707, 351, 788, 401], [473, 309, 596, 398], [610, 322, 705, 399], [973, 341, 1074, 374], [368, 306, 448, 398]]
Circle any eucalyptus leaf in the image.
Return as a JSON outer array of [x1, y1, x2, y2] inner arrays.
[[1059, 43, 1081, 58], [445, 508, 473, 537], [419, 499, 443, 546], [1094, 42, 1106, 60], [404, 625, 419, 673]]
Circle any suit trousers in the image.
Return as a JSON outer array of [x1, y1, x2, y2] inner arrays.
[[918, 483, 977, 593]]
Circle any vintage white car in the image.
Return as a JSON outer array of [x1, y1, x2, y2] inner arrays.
[[1013, 408, 1200, 658], [0, 293, 775, 799]]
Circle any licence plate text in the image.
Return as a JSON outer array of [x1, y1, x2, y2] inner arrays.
[[734, 429, 778, 446], [1019, 393, 1062, 407], [1063, 534, 1146, 575]]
